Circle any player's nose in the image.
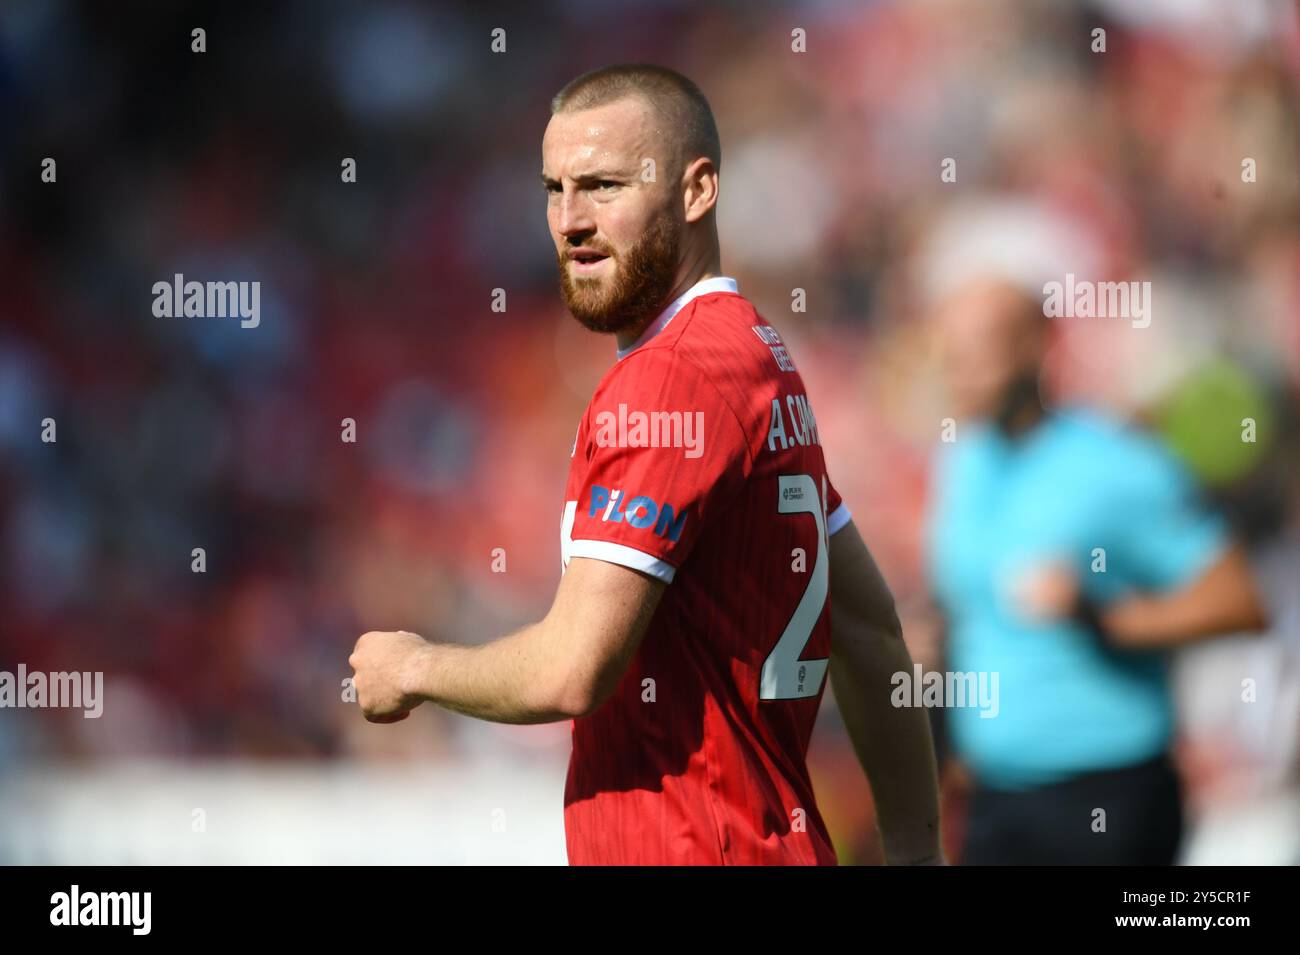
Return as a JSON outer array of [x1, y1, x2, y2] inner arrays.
[[554, 189, 595, 239]]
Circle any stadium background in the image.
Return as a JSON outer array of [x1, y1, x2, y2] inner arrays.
[[1, 0, 1298, 863]]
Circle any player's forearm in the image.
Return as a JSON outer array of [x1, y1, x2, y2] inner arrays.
[[391, 558, 661, 726], [830, 625, 943, 865], [405, 624, 577, 725], [1101, 546, 1269, 648]]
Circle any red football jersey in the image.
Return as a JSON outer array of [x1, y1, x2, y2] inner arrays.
[[560, 276, 852, 865]]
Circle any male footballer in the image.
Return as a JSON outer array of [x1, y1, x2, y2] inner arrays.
[[349, 63, 943, 865]]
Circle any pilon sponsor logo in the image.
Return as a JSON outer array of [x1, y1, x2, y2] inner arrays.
[[588, 485, 687, 542]]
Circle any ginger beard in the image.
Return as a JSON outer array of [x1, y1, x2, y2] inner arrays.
[[558, 214, 681, 334]]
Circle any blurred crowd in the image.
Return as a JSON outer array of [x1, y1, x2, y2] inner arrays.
[[1, 0, 1297, 863]]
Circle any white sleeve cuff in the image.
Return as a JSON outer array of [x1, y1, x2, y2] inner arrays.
[[566, 539, 678, 583], [827, 503, 853, 536]]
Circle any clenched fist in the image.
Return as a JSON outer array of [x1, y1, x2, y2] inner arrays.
[[348, 630, 431, 723], [1009, 561, 1080, 623]]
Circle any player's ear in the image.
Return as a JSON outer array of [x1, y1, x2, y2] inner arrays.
[[682, 156, 718, 223]]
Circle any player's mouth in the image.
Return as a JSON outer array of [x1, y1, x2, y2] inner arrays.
[[568, 248, 612, 275]]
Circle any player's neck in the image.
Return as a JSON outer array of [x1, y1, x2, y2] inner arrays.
[[615, 263, 722, 352], [994, 382, 1048, 440]]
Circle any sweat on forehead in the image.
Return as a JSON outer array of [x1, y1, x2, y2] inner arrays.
[[547, 96, 681, 172]]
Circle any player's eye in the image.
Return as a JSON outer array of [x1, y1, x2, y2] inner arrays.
[[597, 180, 619, 190]]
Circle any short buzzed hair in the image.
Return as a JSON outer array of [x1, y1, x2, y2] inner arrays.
[[551, 63, 721, 174]]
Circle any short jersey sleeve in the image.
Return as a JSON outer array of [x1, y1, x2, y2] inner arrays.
[[564, 349, 751, 583], [825, 476, 851, 535], [1107, 434, 1229, 591]]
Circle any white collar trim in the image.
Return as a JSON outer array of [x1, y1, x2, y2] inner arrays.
[[616, 275, 739, 360]]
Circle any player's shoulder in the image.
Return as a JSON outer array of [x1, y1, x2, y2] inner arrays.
[[630, 288, 782, 381], [1060, 408, 1197, 500], [664, 287, 767, 354], [1047, 407, 1170, 473], [592, 281, 800, 434]]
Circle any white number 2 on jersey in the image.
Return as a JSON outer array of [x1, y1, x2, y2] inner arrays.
[[760, 474, 830, 700]]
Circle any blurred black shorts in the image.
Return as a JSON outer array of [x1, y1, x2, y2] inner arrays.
[[961, 752, 1183, 865]]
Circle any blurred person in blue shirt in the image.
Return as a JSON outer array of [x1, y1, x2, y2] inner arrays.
[[926, 277, 1268, 865]]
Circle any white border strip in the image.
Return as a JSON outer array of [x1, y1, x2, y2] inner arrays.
[[567, 539, 678, 583], [827, 503, 853, 536]]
